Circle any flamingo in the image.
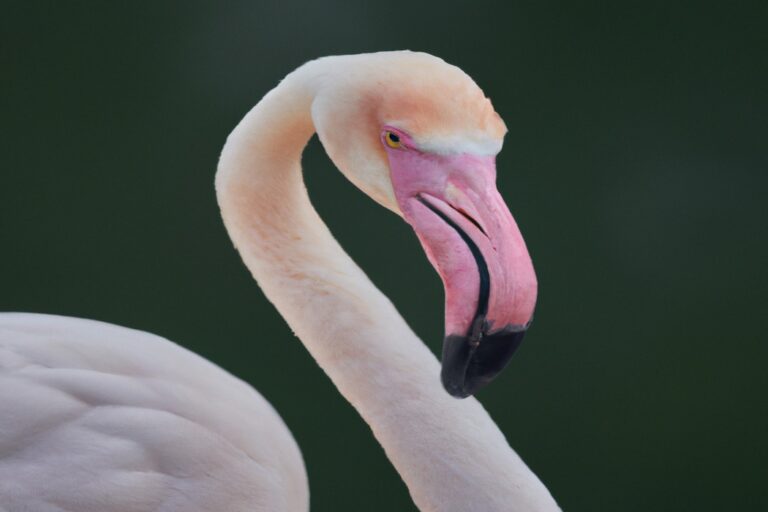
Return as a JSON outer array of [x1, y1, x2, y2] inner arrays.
[[0, 51, 560, 511]]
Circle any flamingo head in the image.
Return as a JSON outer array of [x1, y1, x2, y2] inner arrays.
[[312, 52, 537, 398]]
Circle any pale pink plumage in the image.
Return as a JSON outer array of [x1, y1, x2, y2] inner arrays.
[[1, 51, 560, 512]]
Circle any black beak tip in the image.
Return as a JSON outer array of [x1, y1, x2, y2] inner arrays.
[[440, 326, 527, 398]]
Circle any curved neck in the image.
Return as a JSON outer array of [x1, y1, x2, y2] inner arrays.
[[215, 64, 560, 512]]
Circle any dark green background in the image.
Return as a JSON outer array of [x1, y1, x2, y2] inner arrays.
[[2, 2, 766, 510]]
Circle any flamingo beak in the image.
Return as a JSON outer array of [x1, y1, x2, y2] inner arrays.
[[387, 148, 537, 398]]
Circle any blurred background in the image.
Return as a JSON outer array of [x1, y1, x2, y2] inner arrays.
[[1, 1, 766, 510]]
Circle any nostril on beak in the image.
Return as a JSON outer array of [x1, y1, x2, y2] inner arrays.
[[453, 206, 487, 237]]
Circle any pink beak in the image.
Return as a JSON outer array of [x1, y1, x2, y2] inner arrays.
[[386, 143, 537, 398]]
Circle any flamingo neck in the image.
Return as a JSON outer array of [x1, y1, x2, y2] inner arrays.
[[215, 62, 560, 512]]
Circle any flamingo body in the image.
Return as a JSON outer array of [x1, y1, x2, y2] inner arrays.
[[0, 313, 308, 512], [1, 51, 560, 512]]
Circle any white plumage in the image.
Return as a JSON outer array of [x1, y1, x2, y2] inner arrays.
[[0, 313, 307, 511], [1, 52, 560, 512]]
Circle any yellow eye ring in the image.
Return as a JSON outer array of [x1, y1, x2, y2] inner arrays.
[[385, 131, 402, 149]]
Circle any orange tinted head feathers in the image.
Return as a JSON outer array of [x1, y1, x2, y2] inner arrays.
[[307, 51, 507, 210]]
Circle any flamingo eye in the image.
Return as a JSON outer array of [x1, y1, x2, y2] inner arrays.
[[385, 131, 402, 149]]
